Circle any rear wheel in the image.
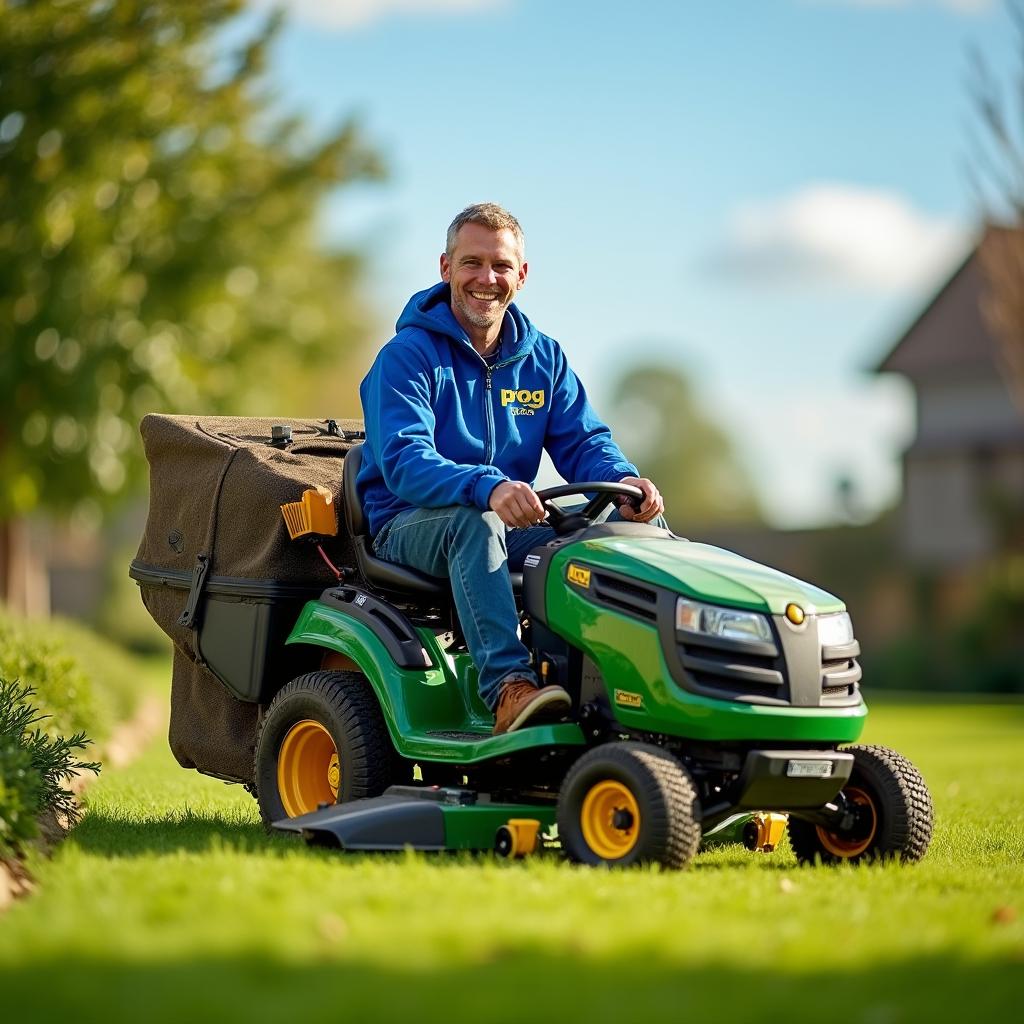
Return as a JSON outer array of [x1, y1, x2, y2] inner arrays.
[[254, 670, 395, 830], [557, 742, 701, 869], [789, 744, 933, 865]]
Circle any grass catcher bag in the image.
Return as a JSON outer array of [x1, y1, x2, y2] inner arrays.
[[130, 414, 364, 783]]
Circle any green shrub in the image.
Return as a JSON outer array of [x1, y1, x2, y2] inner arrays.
[[0, 611, 97, 739], [0, 732, 41, 856], [865, 567, 1024, 695], [0, 678, 99, 858], [42, 616, 147, 729], [0, 609, 157, 742]]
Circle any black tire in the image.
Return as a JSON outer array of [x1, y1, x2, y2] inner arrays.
[[789, 744, 933, 865], [495, 826, 515, 858], [557, 742, 702, 869], [254, 670, 395, 831]]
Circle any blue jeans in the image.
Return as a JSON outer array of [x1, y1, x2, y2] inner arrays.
[[373, 507, 549, 710], [373, 503, 666, 710]]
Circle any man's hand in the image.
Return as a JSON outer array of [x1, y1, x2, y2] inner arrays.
[[489, 480, 547, 528], [617, 475, 664, 523]]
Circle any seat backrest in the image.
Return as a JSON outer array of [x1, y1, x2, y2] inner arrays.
[[341, 442, 446, 599], [343, 443, 367, 538]]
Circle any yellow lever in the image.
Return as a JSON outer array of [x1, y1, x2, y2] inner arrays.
[[281, 486, 337, 539]]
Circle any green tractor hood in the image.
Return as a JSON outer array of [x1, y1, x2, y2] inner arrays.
[[571, 535, 845, 616], [540, 530, 865, 744]]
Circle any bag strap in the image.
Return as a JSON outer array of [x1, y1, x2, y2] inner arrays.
[[177, 443, 240, 659], [176, 554, 210, 629]]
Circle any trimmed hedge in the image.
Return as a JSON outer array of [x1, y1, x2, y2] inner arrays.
[[0, 613, 96, 740], [0, 610, 147, 742]]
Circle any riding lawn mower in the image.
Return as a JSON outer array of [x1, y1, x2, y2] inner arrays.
[[131, 416, 933, 868]]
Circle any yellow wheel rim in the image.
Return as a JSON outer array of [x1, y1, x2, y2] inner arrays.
[[277, 719, 340, 818], [816, 786, 878, 858], [580, 780, 641, 860]]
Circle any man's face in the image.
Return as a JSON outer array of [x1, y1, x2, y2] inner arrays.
[[440, 223, 528, 332]]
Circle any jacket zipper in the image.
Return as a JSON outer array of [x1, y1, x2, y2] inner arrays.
[[484, 368, 496, 463], [475, 347, 525, 466]]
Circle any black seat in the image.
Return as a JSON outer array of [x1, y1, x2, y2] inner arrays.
[[343, 444, 447, 598], [343, 443, 524, 598]]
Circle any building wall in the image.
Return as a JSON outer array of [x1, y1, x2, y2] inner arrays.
[[902, 444, 1024, 567], [902, 451, 992, 567], [915, 368, 1022, 445]]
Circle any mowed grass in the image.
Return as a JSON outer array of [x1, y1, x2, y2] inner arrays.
[[1, 699, 1021, 1023]]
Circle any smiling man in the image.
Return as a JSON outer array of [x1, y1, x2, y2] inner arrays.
[[357, 203, 664, 733]]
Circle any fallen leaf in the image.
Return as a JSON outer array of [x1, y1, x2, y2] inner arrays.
[[992, 905, 1018, 926]]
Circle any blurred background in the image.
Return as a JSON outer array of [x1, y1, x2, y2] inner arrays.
[[1, 0, 1022, 694]]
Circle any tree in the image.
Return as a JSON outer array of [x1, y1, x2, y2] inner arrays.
[[970, 1, 1024, 409], [607, 363, 762, 530], [0, 0, 384, 610]]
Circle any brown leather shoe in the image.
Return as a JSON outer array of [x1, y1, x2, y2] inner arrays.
[[492, 678, 571, 735]]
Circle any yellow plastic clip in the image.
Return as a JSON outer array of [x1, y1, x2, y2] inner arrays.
[[280, 486, 338, 540], [745, 812, 789, 853], [504, 818, 541, 857]]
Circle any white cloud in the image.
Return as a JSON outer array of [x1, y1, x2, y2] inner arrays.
[[715, 376, 916, 528], [261, 0, 505, 31], [710, 183, 969, 293]]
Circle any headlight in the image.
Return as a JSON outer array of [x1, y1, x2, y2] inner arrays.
[[676, 597, 773, 645], [818, 611, 854, 647]]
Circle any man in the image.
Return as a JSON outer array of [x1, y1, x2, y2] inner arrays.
[[357, 203, 664, 734]]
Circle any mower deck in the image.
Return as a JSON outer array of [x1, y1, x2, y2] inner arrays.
[[273, 785, 556, 853]]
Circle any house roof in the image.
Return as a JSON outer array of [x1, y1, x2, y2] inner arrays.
[[875, 225, 1016, 379]]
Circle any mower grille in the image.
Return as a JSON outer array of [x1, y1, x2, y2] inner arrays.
[[590, 572, 658, 622], [676, 637, 788, 704], [820, 651, 862, 704]]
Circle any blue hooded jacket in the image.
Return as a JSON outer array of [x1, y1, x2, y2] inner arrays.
[[357, 282, 638, 537]]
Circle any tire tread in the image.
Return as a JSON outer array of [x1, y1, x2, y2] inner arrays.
[[789, 743, 933, 865], [254, 670, 395, 830], [558, 742, 702, 869]]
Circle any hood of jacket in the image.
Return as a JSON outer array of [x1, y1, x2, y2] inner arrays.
[[396, 282, 538, 361]]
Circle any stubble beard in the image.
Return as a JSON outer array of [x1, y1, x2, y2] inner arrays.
[[453, 290, 505, 330]]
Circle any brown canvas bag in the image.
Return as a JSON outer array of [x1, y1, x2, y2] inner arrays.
[[131, 414, 363, 783]]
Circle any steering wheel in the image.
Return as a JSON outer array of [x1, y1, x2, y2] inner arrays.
[[534, 482, 645, 536]]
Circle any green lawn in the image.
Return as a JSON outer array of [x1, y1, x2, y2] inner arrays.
[[1, 698, 1021, 1023]]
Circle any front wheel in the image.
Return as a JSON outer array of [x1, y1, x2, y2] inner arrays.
[[789, 744, 933, 865], [253, 670, 395, 830], [557, 742, 702, 869]]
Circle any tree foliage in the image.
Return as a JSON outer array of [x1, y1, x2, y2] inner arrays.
[[0, 0, 384, 526], [608, 363, 762, 530]]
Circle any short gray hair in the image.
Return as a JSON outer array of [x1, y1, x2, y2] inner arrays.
[[445, 203, 525, 259]]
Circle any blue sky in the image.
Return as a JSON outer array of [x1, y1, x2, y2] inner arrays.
[[243, 0, 1014, 526]]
